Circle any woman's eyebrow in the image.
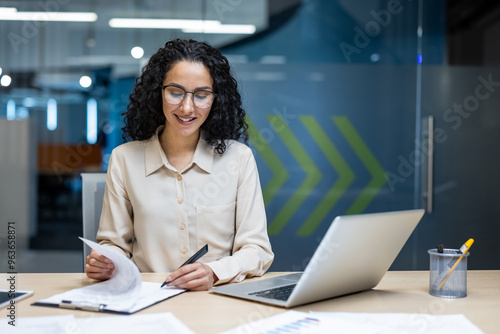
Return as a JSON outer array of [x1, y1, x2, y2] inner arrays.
[[195, 86, 213, 91], [165, 82, 213, 91], [164, 82, 183, 88]]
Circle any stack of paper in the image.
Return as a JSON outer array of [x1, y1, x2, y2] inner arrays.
[[220, 310, 485, 334]]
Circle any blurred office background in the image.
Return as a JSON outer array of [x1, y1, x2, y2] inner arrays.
[[0, 0, 499, 273]]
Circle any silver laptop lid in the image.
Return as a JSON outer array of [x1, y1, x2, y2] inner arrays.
[[210, 209, 425, 308], [285, 209, 424, 307]]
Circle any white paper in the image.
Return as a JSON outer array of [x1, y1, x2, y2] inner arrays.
[[76, 312, 195, 334], [1, 313, 195, 334], [78, 237, 142, 305], [35, 238, 185, 313], [310, 312, 485, 334], [221, 310, 485, 334], [219, 311, 322, 334], [113, 282, 185, 313], [0, 315, 75, 334]]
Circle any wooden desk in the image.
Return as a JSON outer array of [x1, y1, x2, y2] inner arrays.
[[2, 271, 499, 333]]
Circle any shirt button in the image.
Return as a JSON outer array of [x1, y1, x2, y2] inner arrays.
[[180, 224, 186, 230], [177, 174, 182, 181], [178, 198, 183, 204], [182, 248, 188, 254]]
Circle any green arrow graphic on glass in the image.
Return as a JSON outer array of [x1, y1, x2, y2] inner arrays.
[[246, 117, 289, 206], [332, 116, 386, 215], [266, 115, 321, 236], [296, 116, 355, 236]]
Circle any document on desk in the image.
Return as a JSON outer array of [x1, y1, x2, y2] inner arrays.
[[310, 312, 484, 334], [32, 238, 185, 314], [0, 312, 195, 334], [221, 310, 485, 334]]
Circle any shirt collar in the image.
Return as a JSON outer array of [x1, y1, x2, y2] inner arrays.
[[191, 134, 214, 174], [145, 126, 214, 176]]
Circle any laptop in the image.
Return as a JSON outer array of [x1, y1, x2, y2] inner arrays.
[[211, 209, 425, 308]]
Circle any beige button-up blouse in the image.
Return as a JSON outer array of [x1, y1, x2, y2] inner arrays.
[[96, 128, 274, 284]]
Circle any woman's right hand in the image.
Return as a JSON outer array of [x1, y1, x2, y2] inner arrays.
[[85, 249, 115, 280]]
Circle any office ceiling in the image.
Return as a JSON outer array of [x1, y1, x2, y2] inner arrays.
[[0, 0, 305, 96], [0, 0, 303, 106], [0, 0, 301, 75], [0, 0, 257, 72]]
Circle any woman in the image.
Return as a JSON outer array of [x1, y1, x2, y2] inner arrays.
[[85, 39, 274, 291]]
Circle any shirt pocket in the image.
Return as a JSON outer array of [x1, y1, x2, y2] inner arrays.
[[195, 202, 236, 261]]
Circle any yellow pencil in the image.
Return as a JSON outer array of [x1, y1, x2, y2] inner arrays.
[[437, 238, 474, 291]]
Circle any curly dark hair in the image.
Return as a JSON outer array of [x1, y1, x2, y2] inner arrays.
[[122, 39, 248, 154]]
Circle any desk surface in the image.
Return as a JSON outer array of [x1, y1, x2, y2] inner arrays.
[[2, 271, 499, 333]]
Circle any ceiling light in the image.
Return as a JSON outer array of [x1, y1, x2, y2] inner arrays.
[[131, 46, 144, 59], [23, 97, 36, 107], [0, 11, 97, 22], [47, 98, 57, 131], [17, 107, 29, 119], [87, 99, 98, 145], [109, 18, 256, 34], [1, 75, 12, 87], [370, 53, 380, 62], [79, 75, 92, 88], [7, 100, 15, 120], [0, 7, 17, 14], [109, 18, 221, 30], [182, 24, 256, 34]]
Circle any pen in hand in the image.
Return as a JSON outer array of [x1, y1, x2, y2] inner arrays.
[[161, 244, 209, 288]]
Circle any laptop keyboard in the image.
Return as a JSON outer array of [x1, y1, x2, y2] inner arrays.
[[248, 284, 296, 301]]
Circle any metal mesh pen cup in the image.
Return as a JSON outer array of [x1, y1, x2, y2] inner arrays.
[[428, 248, 469, 298]]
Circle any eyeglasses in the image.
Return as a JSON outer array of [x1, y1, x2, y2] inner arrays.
[[162, 85, 216, 109]]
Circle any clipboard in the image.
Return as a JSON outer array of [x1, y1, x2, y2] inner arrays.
[[31, 238, 185, 314], [32, 282, 186, 315]]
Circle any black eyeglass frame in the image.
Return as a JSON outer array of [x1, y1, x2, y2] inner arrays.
[[161, 85, 217, 109]]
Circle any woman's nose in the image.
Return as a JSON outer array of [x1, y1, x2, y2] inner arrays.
[[180, 92, 195, 111]]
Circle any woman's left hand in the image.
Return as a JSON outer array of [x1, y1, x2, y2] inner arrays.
[[164, 263, 218, 291]]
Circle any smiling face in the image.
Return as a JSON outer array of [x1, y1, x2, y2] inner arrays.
[[161, 60, 214, 141]]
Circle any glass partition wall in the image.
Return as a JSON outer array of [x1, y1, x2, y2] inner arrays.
[[222, 0, 443, 270]]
